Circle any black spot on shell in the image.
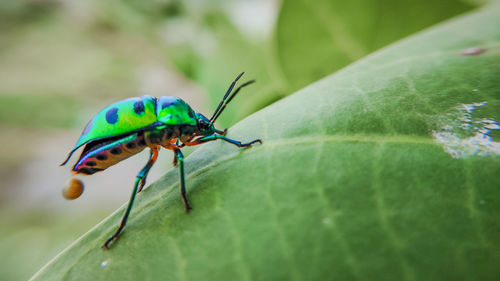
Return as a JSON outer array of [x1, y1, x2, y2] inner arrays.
[[126, 142, 136, 149], [105, 107, 119, 124], [86, 161, 97, 167], [96, 154, 107, 161], [188, 109, 195, 118], [82, 119, 94, 136], [134, 101, 145, 115], [110, 147, 122, 155]]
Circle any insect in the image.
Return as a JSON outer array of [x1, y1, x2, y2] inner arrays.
[[61, 72, 261, 249]]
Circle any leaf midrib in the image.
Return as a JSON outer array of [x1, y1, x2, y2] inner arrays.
[[129, 134, 437, 219]]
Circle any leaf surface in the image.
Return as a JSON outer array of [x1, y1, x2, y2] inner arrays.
[[32, 4, 500, 281]]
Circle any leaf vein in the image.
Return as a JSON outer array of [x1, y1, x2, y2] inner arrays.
[[371, 143, 415, 281]]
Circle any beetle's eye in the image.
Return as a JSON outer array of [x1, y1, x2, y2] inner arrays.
[[198, 119, 209, 129]]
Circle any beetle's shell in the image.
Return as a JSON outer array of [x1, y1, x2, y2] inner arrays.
[[62, 96, 199, 165], [74, 95, 157, 151], [156, 96, 197, 126]]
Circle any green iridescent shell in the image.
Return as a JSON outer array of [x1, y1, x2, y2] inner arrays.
[[156, 96, 197, 126], [74, 95, 158, 150], [62, 96, 199, 165]]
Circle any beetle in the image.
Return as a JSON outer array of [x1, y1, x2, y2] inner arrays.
[[61, 72, 261, 249]]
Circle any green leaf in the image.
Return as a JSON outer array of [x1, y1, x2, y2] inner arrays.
[[32, 4, 500, 281], [276, 0, 476, 91]]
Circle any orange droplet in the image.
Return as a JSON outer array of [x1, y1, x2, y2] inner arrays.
[[63, 178, 84, 200]]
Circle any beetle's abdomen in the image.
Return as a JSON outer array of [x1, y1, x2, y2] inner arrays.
[[73, 133, 147, 175]]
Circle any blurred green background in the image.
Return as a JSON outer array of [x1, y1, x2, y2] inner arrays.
[[0, 0, 483, 279]]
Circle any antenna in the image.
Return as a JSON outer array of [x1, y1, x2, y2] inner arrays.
[[209, 79, 255, 126], [210, 72, 245, 122]]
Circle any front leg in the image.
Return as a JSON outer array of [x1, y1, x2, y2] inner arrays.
[[184, 134, 262, 147]]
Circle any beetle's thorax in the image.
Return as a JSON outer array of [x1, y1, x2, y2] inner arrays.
[[144, 124, 197, 148]]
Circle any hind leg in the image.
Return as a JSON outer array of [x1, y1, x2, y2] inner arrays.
[[138, 148, 159, 192], [102, 147, 159, 249]]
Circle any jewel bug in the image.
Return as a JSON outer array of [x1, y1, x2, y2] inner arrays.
[[61, 72, 261, 249]]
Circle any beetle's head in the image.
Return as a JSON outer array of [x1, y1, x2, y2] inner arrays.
[[196, 113, 224, 136]]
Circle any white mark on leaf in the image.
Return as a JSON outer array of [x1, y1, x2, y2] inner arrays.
[[433, 101, 500, 158]]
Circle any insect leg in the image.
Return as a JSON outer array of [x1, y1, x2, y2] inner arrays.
[[138, 147, 159, 192], [175, 148, 192, 213], [217, 135, 262, 147], [172, 153, 178, 166], [102, 148, 159, 249], [185, 134, 262, 148]]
